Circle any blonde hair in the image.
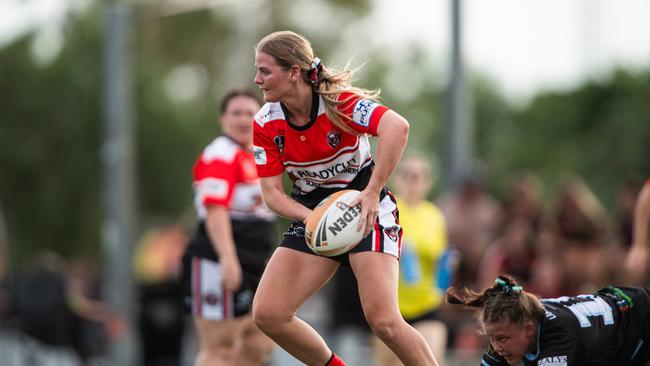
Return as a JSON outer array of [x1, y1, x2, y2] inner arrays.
[[255, 30, 380, 134]]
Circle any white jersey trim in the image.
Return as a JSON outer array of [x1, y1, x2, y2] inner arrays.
[[255, 96, 326, 127], [254, 102, 284, 127], [375, 194, 401, 258], [283, 137, 361, 167], [202, 136, 238, 164]]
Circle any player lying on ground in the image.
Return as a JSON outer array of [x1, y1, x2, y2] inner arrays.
[[447, 274, 650, 366]]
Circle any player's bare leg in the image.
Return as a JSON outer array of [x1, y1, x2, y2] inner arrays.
[[252, 247, 340, 366], [193, 317, 246, 366], [350, 252, 439, 366], [232, 315, 275, 366]]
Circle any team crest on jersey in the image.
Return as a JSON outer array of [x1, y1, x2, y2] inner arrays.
[[273, 135, 285, 155], [326, 130, 341, 148], [384, 226, 400, 242]]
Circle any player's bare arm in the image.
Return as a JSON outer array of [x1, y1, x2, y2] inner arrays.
[[205, 205, 242, 291], [352, 110, 409, 236], [260, 174, 312, 222]]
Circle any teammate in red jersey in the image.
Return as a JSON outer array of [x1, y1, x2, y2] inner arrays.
[[250, 30, 440, 366], [181, 89, 276, 366]]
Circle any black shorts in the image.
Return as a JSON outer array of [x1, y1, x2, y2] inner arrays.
[[280, 192, 402, 266], [181, 255, 262, 319], [404, 309, 444, 326]]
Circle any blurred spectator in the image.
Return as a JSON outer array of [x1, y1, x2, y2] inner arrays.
[[624, 177, 650, 285], [372, 154, 450, 365], [615, 180, 642, 250], [478, 217, 537, 290], [66, 257, 124, 361], [5, 251, 77, 348], [479, 172, 544, 291], [500, 172, 543, 231], [549, 175, 610, 293], [552, 175, 608, 247], [133, 223, 187, 366], [436, 166, 502, 288], [525, 249, 569, 299], [3, 250, 120, 362]]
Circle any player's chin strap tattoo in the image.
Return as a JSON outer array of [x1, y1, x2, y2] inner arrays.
[[494, 275, 523, 297], [308, 57, 322, 85]]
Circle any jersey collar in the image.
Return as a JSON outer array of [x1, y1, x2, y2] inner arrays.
[[280, 91, 320, 131], [221, 133, 250, 150], [524, 323, 542, 362]]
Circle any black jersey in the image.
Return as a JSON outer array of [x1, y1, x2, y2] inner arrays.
[[481, 286, 650, 366]]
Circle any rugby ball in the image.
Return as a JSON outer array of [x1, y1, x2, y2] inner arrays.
[[305, 190, 364, 257]]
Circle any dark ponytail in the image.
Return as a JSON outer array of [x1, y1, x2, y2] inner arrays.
[[446, 275, 544, 333]]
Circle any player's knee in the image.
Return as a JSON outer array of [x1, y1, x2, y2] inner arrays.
[[199, 336, 236, 353], [366, 312, 400, 341], [239, 337, 274, 365], [196, 343, 235, 365], [252, 301, 288, 334]]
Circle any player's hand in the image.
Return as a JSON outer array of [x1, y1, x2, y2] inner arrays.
[[302, 209, 313, 225], [350, 188, 380, 237], [221, 256, 243, 292]]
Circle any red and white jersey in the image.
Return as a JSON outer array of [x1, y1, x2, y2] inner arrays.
[[253, 92, 389, 208], [193, 135, 274, 222]]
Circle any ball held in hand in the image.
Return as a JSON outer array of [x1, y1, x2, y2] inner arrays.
[[305, 189, 364, 257]]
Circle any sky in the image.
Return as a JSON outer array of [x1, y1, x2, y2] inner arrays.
[[375, 0, 650, 101], [2, 0, 650, 102]]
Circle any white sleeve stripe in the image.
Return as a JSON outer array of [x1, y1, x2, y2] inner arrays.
[[195, 178, 229, 200]]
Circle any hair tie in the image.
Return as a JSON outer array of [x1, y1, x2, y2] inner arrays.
[[308, 57, 322, 84], [495, 277, 522, 296]]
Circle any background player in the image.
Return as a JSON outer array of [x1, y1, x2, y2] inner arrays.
[[181, 89, 276, 366]]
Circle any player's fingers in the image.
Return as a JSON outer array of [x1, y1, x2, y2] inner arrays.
[[357, 202, 367, 231], [303, 209, 313, 224], [364, 209, 376, 237]]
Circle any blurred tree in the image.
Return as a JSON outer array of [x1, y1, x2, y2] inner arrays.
[[0, 16, 103, 261], [480, 69, 650, 206]]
